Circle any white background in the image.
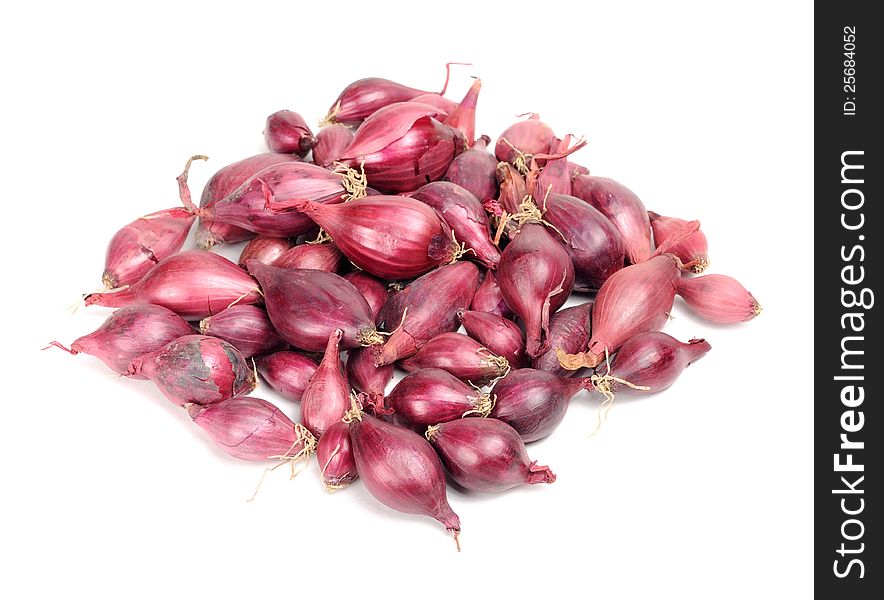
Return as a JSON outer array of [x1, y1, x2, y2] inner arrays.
[[2, 1, 813, 598]]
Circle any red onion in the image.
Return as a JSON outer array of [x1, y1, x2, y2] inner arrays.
[[102, 208, 195, 289], [343, 271, 389, 323], [195, 153, 299, 249], [264, 110, 314, 156], [489, 368, 592, 442], [255, 351, 318, 402], [532, 302, 592, 377], [316, 420, 357, 490], [273, 242, 342, 272], [45, 304, 193, 377], [649, 211, 709, 272], [534, 136, 582, 197], [410, 181, 500, 268], [594, 332, 711, 397], [273, 195, 459, 280], [312, 124, 355, 168], [458, 310, 524, 369], [426, 418, 556, 492], [85, 250, 261, 321], [247, 262, 383, 351], [676, 274, 762, 323], [127, 334, 256, 406], [188, 397, 315, 463], [571, 175, 652, 264], [444, 135, 499, 203], [346, 407, 461, 548], [346, 345, 393, 410], [495, 114, 556, 173], [374, 261, 479, 366], [399, 332, 510, 385], [495, 161, 530, 216], [442, 78, 481, 146], [323, 78, 431, 126], [470, 270, 512, 319], [558, 254, 682, 370], [338, 102, 467, 193], [301, 329, 350, 438], [386, 368, 492, 431], [199, 305, 287, 359], [497, 222, 575, 358], [238, 236, 292, 269], [542, 192, 624, 291]]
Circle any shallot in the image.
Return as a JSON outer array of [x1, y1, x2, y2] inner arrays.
[[273, 242, 342, 272], [386, 368, 493, 431], [343, 271, 389, 323], [470, 270, 512, 318], [255, 351, 318, 402], [444, 135, 499, 203], [346, 345, 393, 411], [398, 332, 510, 385], [649, 211, 709, 273], [300, 329, 350, 438], [199, 305, 286, 359], [458, 309, 524, 369], [316, 420, 357, 490], [238, 236, 292, 269], [532, 302, 592, 376], [264, 110, 314, 156], [676, 274, 762, 323], [312, 124, 354, 168]]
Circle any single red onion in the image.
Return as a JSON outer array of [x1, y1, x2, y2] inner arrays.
[[312, 124, 355, 168], [238, 236, 293, 269], [273, 242, 342, 272], [85, 250, 261, 320], [255, 351, 318, 402], [410, 181, 500, 268], [188, 397, 315, 463], [301, 329, 350, 438], [558, 254, 684, 370], [195, 153, 299, 249], [542, 192, 624, 291], [444, 135, 499, 203], [534, 136, 582, 197], [497, 222, 575, 358], [495, 114, 556, 173], [399, 332, 510, 385], [199, 305, 287, 359], [571, 175, 652, 264], [594, 332, 711, 396], [386, 368, 492, 431], [316, 420, 357, 490], [374, 261, 479, 366], [346, 345, 393, 411], [264, 110, 314, 156], [127, 334, 256, 406], [323, 78, 431, 126], [442, 78, 481, 146], [273, 195, 459, 280], [338, 102, 467, 193], [346, 407, 461, 548], [458, 309, 524, 369], [532, 302, 593, 377], [101, 208, 195, 290], [489, 368, 592, 442], [247, 262, 383, 351], [470, 270, 512, 319], [676, 274, 762, 323], [426, 418, 556, 492], [343, 271, 389, 324], [45, 304, 193, 377], [649, 211, 709, 273]]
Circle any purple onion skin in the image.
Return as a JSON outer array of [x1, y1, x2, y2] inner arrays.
[[532, 303, 593, 377], [398, 332, 509, 385], [273, 243, 342, 272], [238, 236, 292, 269], [386, 368, 487, 432], [410, 181, 500, 268], [343, 271, 389, 324], [347, 345, 393, 406], [427, 418, 556, 492], [317, 420, 358, 489], [497, 223, 575, 359], [264, 110, 314, 156], [470, 270, 513, 319], [301, 330, 350, 438], [188, 397, 305, 462], [348, 413, 461, 538], [325, 77, 429, 126], [313, 124, 355, 168], [571, 175, 652, 265], [489, 369, 591, 442], [128, 335, 256, 407], [543, 192, 625, 291], [444, 135, 499, 203], [248, 262, 380, 352], [375, 261, 479, 366], [199, 304, 287, 359], [458, 309, 525, 369], [255, 351, 318, 402], [604, 332, 711, 394], [47, 304, 194, 377], [494, 116, 556, 165]]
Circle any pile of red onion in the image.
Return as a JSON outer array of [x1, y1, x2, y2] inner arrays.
[[48, 67, 760, 550]]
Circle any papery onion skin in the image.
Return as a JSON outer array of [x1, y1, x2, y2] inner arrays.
[[458, 309, 524, 369], [199, 305, 287, 359], [495, 115, 556, 168], [648, 211, 709, 273], [343, 271, 389, 324], [128, 334, 256, 407], [444, 135, 499, 203], [411, 93, 458, 115], [443, 78, 481, 146], [386, 368, 490, 432], [255, 351, 318, 402], [238, 236, 293, 269], [346, 345, 393, 409], [676, 274, 762, 324], [426, 418, 556, 492], [264, 110, 314, 156], [273, 243, 342, 272], [102, 208, 195, 289], [301, 329, 350, 438], [602, 332, 711, 394], [398, 332, 509, 385], [316, 420, 358, 489], [85, 250, 262, 321], [532, 302, 593, 377], [312, 124, 355, 168], [324, 77, 429, 126], [470, 270, 513, 319]]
